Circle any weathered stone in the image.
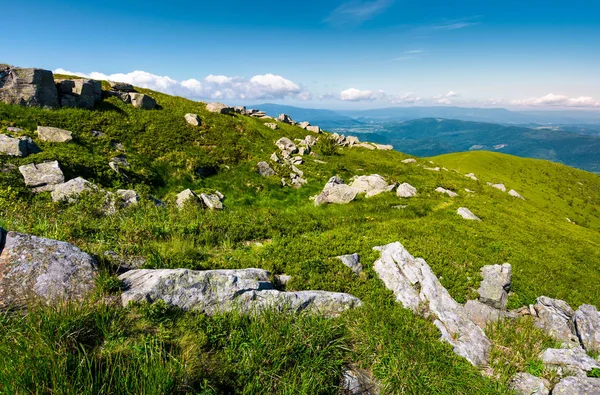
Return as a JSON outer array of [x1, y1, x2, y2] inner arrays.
[[478, 263, 511, 309], [18, 161, 64, 192], [109, 81, 135, 92], [118, 268, 361, 317], [487, 182, 507, 192], [276, 137, 298, 154], [56, 79, 102, 109], [533, 296, 579, 346], [336, 253, 363, 275], [372, 242, 491, 366], [373, 143, 393, 150], [356, 142, 376, 150], [200, 193, 223, 210], [270, 152, 281, 163], [306, 125, 321, 134], [116, 189, 140, 208], [552, 376, 600, 394], [540, 347, 600, 376], [51, 177, 94, 202], [176, 189, 200, 208], [257, 161, 275, 177], [396, 183, 417, 198], [290, 156, 303, 165], [6, 127, 23, 132], [0, 231, 97, 307], [0, 134, 39, 157], [184, 113, 201, 126], [457, 207, 481, 221], [425, 166, 441, 171], [304, 135, 318, 147], [340, 366, 381, 395], [464, 300, 506, 328], [314, 177, 359, 206], [0, 67, 59, 108], [299, 121, 310, 129], [465, 173, 478, 181], [277, 114, 293, 124], [574, 304, 600, 352], [345, 136, 360, 147], [350, 174, 391, 198], [264, 123, 278, 130], [509, 189, 525, 199], [36, 126, 73, 143], [401, 158, 416, 164], [508, 372, 550, 395], [206, 102, 233, 114], [234, 106, 246, 114], [435, 187, 458, 197], [129, 93, 156, 109]]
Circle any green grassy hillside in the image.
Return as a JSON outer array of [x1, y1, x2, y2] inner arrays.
[[1, 84, 599, 394]]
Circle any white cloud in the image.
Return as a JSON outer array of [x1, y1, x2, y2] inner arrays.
[[325, 0, 394, 26], [404, 49, 424, 54], [339, 88, 386, 101], [511, 93, 600, 108], [437, 98, 452, 105], [432, 91, 458, 104], [391, 92, 421, 104], [54, 68, 310, 101]]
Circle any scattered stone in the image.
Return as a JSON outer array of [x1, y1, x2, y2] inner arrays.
[[18, 161, 64, 192], [0, 66, 59, 108], [552, 376, 600, 394], [200, 192, 224, 210], [184, 113, 201, 126], [36, 126, 73, 143], [509, 189, 525, 199], [465, 173, 478, 181], [298, 146, 309, 156], [129, 93, 156, 109], [56, 78, 102, 109], [275, 274, 292, 286], [396, 182, 417, 198], [290, 165, 303, 177], [533, 296, 580, 346], [401, 158, 416, 164], [508, 373, 550, 395], [314, 176, 359, 206], [372, 242, 491, 366], [257, 161, 275, 177], [290, 173, 307, 188], [299, 121, 311, 129], [304, 135, 318, 147], [540, 347, 600, 376], [465, 188, 475, 193], [51, 177, 95, 202], [350, 174, 391, 197], [345, 136, 360, 147], [264, 123, 278, 130], [118, 268, 362, 317], [176, 189, 200, 208], [487, 182, 507, 192], [573, 304, 600, 352], [290, 156, 303, 165], [276, 137, 298, 154], [340, 366, 381, 395], [335, 253, 363, 275], [0, 230, 97, 307], [478, 263, 511, 309], [6, 127, 23, 132], [109, 81, 135, 92], [457, 207, 481, 221], [306, 125, 321, 134], [435, 187, 458, 197], [0, 134, 39, 157], [277, 114, 294, 124]]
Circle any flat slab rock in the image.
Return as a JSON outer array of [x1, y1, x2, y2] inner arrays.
[[540, 347, 600, 376], [36, 126, 73, 143], [19, 161, 64, 192], [552, 376, 600, 394], [0, 229, 97, 307], [118, 268, 361, 317], [372, 242, 491, 366]]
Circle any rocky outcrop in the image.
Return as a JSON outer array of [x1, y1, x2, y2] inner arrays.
[[118, 268, 361, 317], [435, 187, 458, 197], [573, 305, 600, 353], [0, 134, 39, 157], [206, 102, 233, 114], [335, 253, 363, 275], [457, 207, 481, 221], [299, 121, 310, 129], [508, 373, 550, 395], [277, 114, 295, 124], [552, 376, 600, 394], [109, 81, 135, 92], [372, 242, 491, 366], [51, 177, 94, 202], [0, 229, 97, 307], [540, 347, 600, 377], [36, 126, 73, 143], [19, 161, 64, 192], [349, 174, 395, 198], [184, 113, 201, 126], [396, 183, 417, 198], [257, 161, 275, 176], [314, 176, 359, 206], [0, 66, 59, 108], [56, 78, 102, 109], [533, 296, 580, 347]]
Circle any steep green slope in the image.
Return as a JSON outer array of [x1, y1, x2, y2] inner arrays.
[[1, 85, 599, 394]]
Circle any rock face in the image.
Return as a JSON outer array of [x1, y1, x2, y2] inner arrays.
[[56, 78, 102, 109], [0, 230, 97, 307], [0, 66, 59, 108], [533, 296, 580, 346], [573, 305, 600, 352], [540, 347, 600, 376], [276, 137, 298, 154], [457, 207, 481, 221], [0, 134, 39, 157], [478, 263, 511, 310], [552, 377, 600, 394], [18, 161, 64, 192], [336, 253, 363, 275], [508, 373, 550, 395], [257, 161, 275, 177], [314, 176, 359, 206], [350, 174, 392, 198], [51, 177, 94, 202], [396, 183, 417, 198], [118, 268, 361, 317], [36, 126, 73, 143], [372, 242, 491, 366], [129, 93, 156, 109], [206, 102, 233, 114], [184, 113, 201, 126], [435, 187, 458, 197]]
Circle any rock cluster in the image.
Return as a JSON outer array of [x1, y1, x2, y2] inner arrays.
[[56, 78, 102, 108], [269, 136, 315, 187], [105, 83, 157, 109]]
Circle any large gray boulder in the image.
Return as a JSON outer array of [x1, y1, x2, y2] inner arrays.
[[129, 93, 156, 109], [51, 177, 94, 202], [508, 372, 550, 395], [335, 253, 363, 275], [19, 161, 64, 192], [276, 137, 298, 154], [574, 304, 600, 352], [0, 134, 39, 157], [533, 296, 579, 346], [176, 188, 200, 208], [0, 66, 59, 108], [478, 263, 511, 310], [206, 102, 233, 114], [257, 161, 275, 177], [552, 377, 600, 394], [0, 230, 97, 307], [277, 114, 294, 124], [184, 113, 201, 126], [306, 125, 321, 134], [396, 182, 417, 198], [372, 242, 491, 366], [540, 347, 600, 376], [118, 268, 361, 317], [314, 176, 359, 206], [56, 78, 102, 109], [350, 174, 393, 198], [36, 126, 73, 143]]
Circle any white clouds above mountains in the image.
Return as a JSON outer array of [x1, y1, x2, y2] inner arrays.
[[54, 68, 310, 101], [511, 93, 600, 108], [339, 88, 386, 101], [433, 91, 457, 104], [391, 92, 421, 104]]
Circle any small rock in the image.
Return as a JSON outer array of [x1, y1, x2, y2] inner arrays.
[[129, 93, 156, 109], [436, 187, 458, 197], [6, 127, 23, 133], [18, 161, 64, 192], [306, 125, 321, 134], [465, 173, 478, 181], [552, 376, 600, 394], [373, 143, 393, 150], [51, 177, 94, 202], [335, 253, 363, 275], [206, 102, 232, 114], [573, 304, 600, 353], [401, 158, 416, 164], [425, 167, 441, 171], [116, 189, 140, 208], [457, 207, 481, 221], [478, 263, 511, 309], [264, 123, 278, 130], [176, 189, 200, 208], [36, 126, 73, 143], [257, 161, 275, 177], [508, 372, 550, 395], [487, 182, 507, 192], [277, 114, 294, 124], [91, 130, 105, 138], [184, 113, 201, 126], [270, 152, 281, 163], [340, 366, 381, 395], [396, 183, 417, 198], [200, 192, 224, 210], [509, 189, 525, 199]]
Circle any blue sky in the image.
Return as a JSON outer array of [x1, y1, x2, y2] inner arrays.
[[4, 0, 600, 109]]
